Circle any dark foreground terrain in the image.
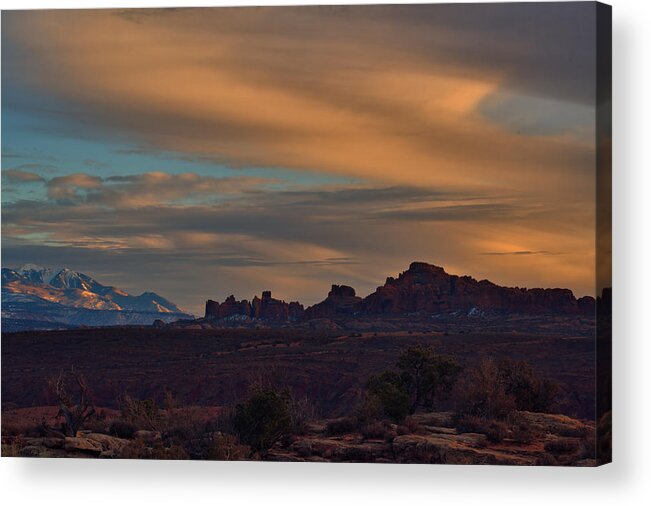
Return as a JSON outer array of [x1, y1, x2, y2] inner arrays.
[[3, 322, 596, 418], [2, 406, 599, 466], [2, 321, 607, 464]]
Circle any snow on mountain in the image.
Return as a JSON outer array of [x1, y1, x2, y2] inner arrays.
[[1, 265, 193, 331], [15, 264, 58, 284]]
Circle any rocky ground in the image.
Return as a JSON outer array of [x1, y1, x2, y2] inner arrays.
[[2, 409, 597, 466], [268, 411, 596, 466]]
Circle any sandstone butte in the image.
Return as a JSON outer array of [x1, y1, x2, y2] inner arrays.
[[202, 262, 599, 324]]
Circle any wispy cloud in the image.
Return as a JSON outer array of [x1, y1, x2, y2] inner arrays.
[[480, 250, 562, 256], [1, 4, 601, 313], [3, 6, 595, 199], [41, 171, 275, 207], [2, 169, 46, 183]]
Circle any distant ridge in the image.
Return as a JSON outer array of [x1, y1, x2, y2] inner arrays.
[[201, 261, 596, 325], [2, 265, 192, 331]]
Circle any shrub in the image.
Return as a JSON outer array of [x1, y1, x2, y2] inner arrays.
[[511, 423, 535, 445], [396, 416, 424, 436], [453, 358, 559, 422], [109, 419, 137, 439], [119, 395, 161, 431], [288, 396, 316, 436], [116, 439, 149, 459], [326, 417, 357, 436], [162, 408, 215, 441], [453, 359, 517, 420], [82, 413, 109, 434], [354, 394, 385, 425], [366, 371, 410, 423], [24, 424, 49, 438], [484, 421, 508, 443], [360, 420, 390, 440], [47, 369, 96, 436], [455, 415, 487, 434], [537, 452, 559, 466], [396, 346, 462, 413], [498, 359, 559, 413], [206, 433, 249, 461], [233, 386, 291, 454], [1, 439, 24, 457]]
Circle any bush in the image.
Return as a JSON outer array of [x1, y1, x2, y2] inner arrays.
[[326, 417, 357, 436], [119, 395, 161, 431], [455, 415, 487, 434], [109, 419, 137, 439], [366, 371, 410, 423], [233, 386, 292, 454], [511, 423, 535, 445], [24, 424, 49, 438], [453, 358, 559, 422], [288, 396, 316, 436], [537, 452, 559, 466], [498, 359, 559, 413], [354, 394, 385, 426], [82, 414, 109, 434], [396, 416, 424, 436], [47, 369, 96, 436], [485, 421, 508, 443], [1, 440, 24, 457], [208, 433, 249, 460], [453, 359, 517, 420], [396, 346, 462, 413], [116, 439, 149, 459], [360, 420, 391, 440]]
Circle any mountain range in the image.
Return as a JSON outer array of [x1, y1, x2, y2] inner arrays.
[[1, 265, 192, 332], [2, 261, 599, 333]]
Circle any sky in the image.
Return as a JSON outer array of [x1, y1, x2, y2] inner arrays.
[[1, 4, 602, 316]]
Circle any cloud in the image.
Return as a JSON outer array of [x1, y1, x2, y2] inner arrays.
[[3, 6, 596, 201], [480, 250, 559, 256], [43, 171, 274, 207], [2, 169, 46, 183], [1, 5, 602, 312], [46, 173, 102, 200], [2, 181, 596, 314]]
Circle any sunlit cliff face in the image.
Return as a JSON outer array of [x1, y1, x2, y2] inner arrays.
[[2, 4, 603, 315]]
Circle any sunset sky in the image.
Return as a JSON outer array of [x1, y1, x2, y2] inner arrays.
[[2, 4, 600, 315]]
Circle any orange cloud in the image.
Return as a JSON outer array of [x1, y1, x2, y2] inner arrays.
[[2, 6, 601, 303]]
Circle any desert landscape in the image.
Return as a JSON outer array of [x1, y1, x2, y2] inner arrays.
[[1, 263, 611, 465], [1, 4, 611, 467]]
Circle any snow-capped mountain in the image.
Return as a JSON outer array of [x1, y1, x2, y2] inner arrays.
[[1, 265, 193, 331]]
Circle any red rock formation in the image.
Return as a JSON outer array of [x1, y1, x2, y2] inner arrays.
[[213, 295, 251, 319], [288, 301, 305, 321], [361, 262, 593, 316], [304, 285, 362, 319], [205, 291, 304, 322], [205, 262, 595, 322], [252, 291, 289, 321], [205, 300, 220, 319]]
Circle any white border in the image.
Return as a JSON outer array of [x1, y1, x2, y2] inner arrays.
[[1, 0, 649, 504]]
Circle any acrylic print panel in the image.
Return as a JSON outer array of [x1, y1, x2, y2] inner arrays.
[[1, 2, 611, 465]]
